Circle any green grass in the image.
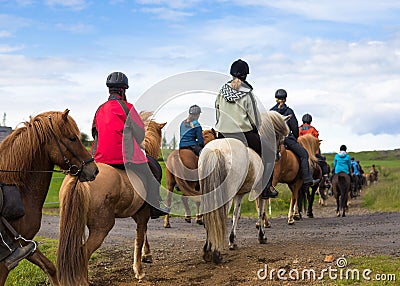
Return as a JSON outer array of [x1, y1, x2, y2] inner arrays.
[[324, 256, 399, 285]]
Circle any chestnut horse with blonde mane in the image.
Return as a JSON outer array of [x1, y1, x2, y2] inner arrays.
[[163, 129, 217, 228], [257, 133, 320, 226], [0, 110, 98, 286], [57, 112, 165, 285]]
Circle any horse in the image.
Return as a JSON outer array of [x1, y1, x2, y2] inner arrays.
[[57, 113, 165, 285], [163, 129, 217, 228], [0, 110, 98, 286], [200, 111, 289, 264], [297, 135, 323, 218], [331, 172, 351, 217]]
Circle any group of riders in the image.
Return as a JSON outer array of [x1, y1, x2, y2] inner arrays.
[[0, 59, 379, 270]]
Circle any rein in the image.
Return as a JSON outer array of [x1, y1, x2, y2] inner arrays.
[[0, 115, 94, 177], [47, 115, 94, 176]]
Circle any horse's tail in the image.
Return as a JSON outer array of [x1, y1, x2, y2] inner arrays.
[[200, 148, 229, 251], [57, 175, 90, 285]]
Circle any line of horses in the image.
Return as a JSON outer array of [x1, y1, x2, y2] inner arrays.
[[0, 109, 370, 285]]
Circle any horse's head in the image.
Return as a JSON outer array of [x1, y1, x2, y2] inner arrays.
[[38, 109, 99, 182], [203, 128, 217, 145], [144, 119, 166, 159]]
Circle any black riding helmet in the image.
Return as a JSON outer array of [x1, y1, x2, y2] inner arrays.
[[275, 89, 287, 100], [106, 72, 129, 89], [189, 105, 201, 115], [230, 59, 249, 81], [302, 113, 312, 124], [340, 145, 347, 152]]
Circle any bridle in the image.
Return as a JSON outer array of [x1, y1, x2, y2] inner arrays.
[[47, 115, 94, 176], [0, 115, 94, 177]]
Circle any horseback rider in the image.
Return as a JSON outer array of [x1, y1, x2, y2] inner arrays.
[[270, 89, 319, 188], [91, 71, 169, 219], [179, 105, 204, 156], [333, 145, 352, 175], [0, 184, 37, 270], [299, 113, 319, 138], [298, 113, 330, 184], [215, 59, 278, 199]]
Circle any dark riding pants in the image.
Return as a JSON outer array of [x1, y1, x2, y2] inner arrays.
[[284, 135, 313, 184]]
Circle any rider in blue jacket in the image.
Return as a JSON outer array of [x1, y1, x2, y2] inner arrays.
[[179, 105, 204, 156], [333, 145, 352, 174]]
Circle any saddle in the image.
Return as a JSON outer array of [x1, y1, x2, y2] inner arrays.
[[0, 184, 25, 220]]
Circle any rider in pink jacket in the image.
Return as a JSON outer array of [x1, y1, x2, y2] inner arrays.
[[91, 72, 168, 219]]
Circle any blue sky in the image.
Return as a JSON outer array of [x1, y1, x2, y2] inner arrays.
[[1, 0, 400, 153]]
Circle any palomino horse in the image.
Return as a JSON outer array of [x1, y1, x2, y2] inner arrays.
[[332, 172, 351, 217], [57, 113, 165, 285], [0, 110, 98, 286], [200, 111, 289, 264], [164, 129, 217, 228]]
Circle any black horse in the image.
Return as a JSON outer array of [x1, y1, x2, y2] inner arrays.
[[332, 172, 351, 217]]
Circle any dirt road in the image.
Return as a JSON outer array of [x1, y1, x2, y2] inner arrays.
[[38, 195, 400, 285]]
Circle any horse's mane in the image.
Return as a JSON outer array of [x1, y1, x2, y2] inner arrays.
[[259, 111, 289, 150], [139, 111, 165, 159], [0, 110, 79, 184], [298, 134, 319, 165]]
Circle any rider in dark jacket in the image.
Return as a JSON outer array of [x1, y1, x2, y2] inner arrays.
[[270, 89, 318, 188]]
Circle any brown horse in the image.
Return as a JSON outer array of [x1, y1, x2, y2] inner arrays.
[[0, 110, 98, 286], [332, 172, 351, 217], [257, 134, 320, 226], [163, 129, 217, 228], [57, 113, 165, 285]]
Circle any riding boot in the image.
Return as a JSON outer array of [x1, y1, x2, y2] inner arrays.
[[300, 157, 315, 187], [0, 220, 36, 270], [261, 176, 279, 199]]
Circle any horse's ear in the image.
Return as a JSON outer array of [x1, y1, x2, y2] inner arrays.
[[211, 128, 216, 136], [284, 114, 291, 122], [62, 109, 70, 121], [159, 122, 167, 129]]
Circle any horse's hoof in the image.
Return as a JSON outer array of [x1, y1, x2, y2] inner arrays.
[[212, 251, 223, 264], [342, 213, 346, 217], [255, 223, 260, 230], [203, 251, 213, 262], [229, 243, 238, 250], [288, 220, 294, 225], [164, 222, 171, 228], [196, 219, 203, 225], [336, 212, 340, 217], [141, 255, 153, 263], [185, 217, 192, 223], [265, 222, 271, 228], [307, 213, 314, 218], [293, 215, 301, 221], [258, 238, 267, 244]]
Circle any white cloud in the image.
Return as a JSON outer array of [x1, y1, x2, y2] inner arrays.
[[54, 23, 94, 34], [139, 7, 194, 21], [45, 0, 88, 10]]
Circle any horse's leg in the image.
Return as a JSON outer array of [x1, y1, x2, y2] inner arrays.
[[182, 196, 192, 223], [133, 210, 150, 280], [195, 202, 203, 225], [255, 199, 271, 229], [288, 195, 295, 225], [307, 186, 316, 218], [256, 197, 267, 244], [26, 250, 59, 285], [163, 187, 173, 228], [141, 233, 152, 263], [293, 185, 301, 221], [229, 194, 244, 250]]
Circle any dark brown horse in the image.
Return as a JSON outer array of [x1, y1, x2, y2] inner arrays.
[[163, 129, 217, 228], [332, 172, 351, 217], [57, 113, 165, 285], [0, 110, 98, 285]]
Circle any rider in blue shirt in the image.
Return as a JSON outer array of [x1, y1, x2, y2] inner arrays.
[[333, 145, 352, 175], [351, 157, 360, 176], [179, 105, 204, 156]]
